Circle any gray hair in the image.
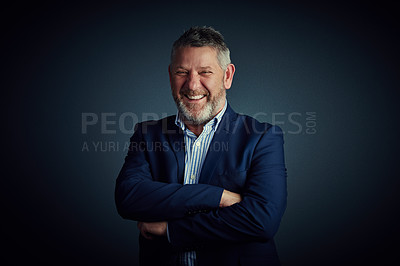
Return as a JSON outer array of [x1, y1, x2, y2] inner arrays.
[[170, 26, 231, 70]]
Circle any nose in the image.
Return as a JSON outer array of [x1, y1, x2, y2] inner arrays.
[[186, 72, 201, 91]]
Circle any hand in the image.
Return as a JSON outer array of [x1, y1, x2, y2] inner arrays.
[[137, 221, 167, 240], [219, 189, 242, 208]]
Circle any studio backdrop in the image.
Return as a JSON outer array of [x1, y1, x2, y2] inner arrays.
[[4, 1, 399, 265]]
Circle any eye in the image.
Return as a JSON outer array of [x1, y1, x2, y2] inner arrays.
[[175, 71, 188, 76], [200, 71, 212, 75]]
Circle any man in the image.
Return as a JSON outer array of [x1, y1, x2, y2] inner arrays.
[[115, 26, 287, 266]]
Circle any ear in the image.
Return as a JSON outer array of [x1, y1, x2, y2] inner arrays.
[[223, 64, 235, 90]]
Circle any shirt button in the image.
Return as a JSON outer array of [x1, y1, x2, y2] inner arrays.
[[195, 142, 201, 147], [190, 174, 196, 180]]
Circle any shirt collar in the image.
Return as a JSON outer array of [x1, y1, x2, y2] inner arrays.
[[175, 100, 228, 132]]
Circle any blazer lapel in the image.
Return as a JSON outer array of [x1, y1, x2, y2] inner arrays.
[[199, 105, 238, 185], [165, 116, 185, 184]]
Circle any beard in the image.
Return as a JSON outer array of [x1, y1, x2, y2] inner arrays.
[[173, 86, 226, 126]]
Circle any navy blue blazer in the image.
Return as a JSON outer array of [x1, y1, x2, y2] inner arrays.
[[115, 104, 287, 266]]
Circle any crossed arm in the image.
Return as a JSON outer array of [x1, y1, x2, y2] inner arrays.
[[137, 190, 242, 239], [115, 123, 286, 247]]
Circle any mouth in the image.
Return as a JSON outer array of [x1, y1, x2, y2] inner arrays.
[[184, 94, 207, 101]]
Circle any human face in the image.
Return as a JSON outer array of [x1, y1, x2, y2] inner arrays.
[[169, 46, 235, 125]]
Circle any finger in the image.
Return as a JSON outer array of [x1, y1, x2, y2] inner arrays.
[[141, 230, 154, 240], [138, 223, 154, 240]]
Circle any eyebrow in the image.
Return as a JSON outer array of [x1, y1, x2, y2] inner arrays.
[[174, 66, 214, 70], [199, 66, 213, 70]]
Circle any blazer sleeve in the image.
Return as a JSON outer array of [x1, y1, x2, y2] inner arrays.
[[168, 125, 287, 247], [115, 122, 224, 222]]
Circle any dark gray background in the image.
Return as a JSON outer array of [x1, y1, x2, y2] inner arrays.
[[4, 1, 399, 265]]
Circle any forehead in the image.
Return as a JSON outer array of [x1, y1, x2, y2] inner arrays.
[[172, 46, 219, 67]]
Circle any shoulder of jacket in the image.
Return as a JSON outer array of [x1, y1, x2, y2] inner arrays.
[[234, 114, 274, 134]]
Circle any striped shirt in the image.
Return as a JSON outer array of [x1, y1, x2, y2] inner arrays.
[[174, 101, 227, 266]]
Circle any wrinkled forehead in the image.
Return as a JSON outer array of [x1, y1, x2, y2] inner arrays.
[[171, 46, 219, 67]]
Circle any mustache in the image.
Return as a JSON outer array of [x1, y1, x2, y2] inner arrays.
[[179, 90, 209, 96]]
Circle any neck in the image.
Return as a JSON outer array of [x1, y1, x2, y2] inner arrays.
[[185, 123, 204, 137]]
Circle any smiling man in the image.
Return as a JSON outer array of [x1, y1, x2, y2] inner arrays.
[[115, 26, 287, 266], [170, 45, 234, 135]]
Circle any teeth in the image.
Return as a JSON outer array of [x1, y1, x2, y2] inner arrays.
[[187, 95, 205, 100]]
